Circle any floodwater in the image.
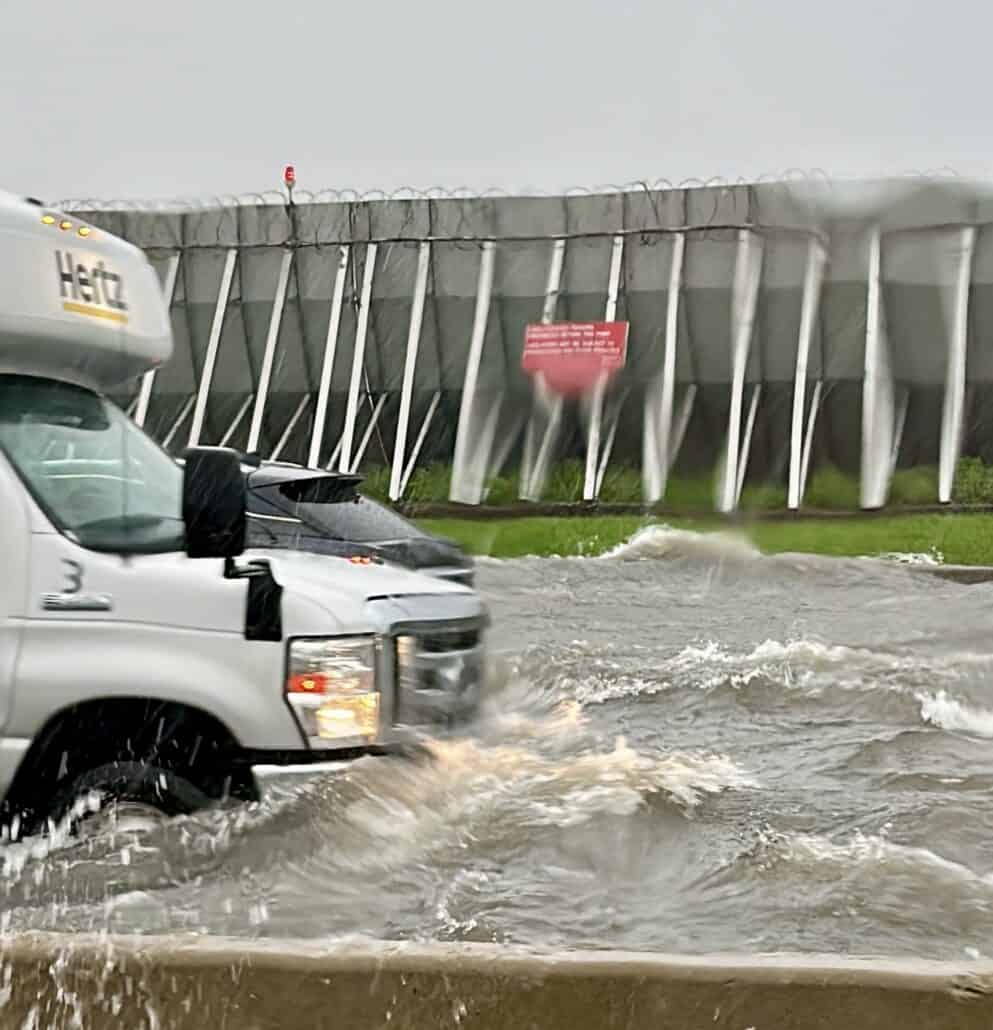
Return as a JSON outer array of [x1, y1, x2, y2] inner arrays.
[[5, 526, 993, 960]]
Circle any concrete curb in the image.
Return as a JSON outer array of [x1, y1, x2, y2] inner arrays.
[[3, 935, 993, 1028]]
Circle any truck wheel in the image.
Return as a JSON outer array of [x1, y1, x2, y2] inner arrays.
[[45, 761, 211, 838]]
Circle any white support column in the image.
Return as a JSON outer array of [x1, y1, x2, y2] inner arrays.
[[520, 238, 566, 499], [890, 386, 910, 481], [220, 393, 255, 448], [594, 390, 629, 497], [939, 226, 976, 503], [188, 247, 237, 447], [246, 249, 294, 455], [799, 380, 823, 502], [308, 245, 350, 468], [861, 226, 896, 509], [270, 395, 310, 462], [670, 384, 697, 467], [524, 400, 563, 503], [489, 409, 528, 483], [735, 383, 762, 505], [135, 253, 181, 429], [475, 393, 504, 496], [390, 241, 431, 500], [450, 242, 496, 504], [643, 232, 686, 503], [788, 238, 827, 509], [719, 230, 764, 513], [326, 435, 345, 472], [339, 243, 378, 473], [162, 394, 196, 450], [349, 393, 388, 472], [583, 233, 625, 501], [400, 390, 442, 496]]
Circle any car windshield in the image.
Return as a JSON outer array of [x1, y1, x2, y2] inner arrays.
[[251, 485, 424, 545], [299, 497, 422, 543], [0, 375, 184, 554]]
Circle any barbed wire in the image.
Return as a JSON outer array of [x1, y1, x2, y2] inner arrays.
[[53, 168, 992, 252], [53, 166, 979, 212]]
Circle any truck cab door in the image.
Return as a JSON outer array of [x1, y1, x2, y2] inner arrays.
[[0, 451, 29, 733]]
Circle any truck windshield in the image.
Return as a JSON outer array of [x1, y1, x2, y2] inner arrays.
[[0, 375, 184, 554]]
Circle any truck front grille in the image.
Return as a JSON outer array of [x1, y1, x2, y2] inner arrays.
[[394, 625, 484, 725]]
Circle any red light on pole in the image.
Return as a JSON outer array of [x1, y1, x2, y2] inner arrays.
[[283, 165, 296, 202]]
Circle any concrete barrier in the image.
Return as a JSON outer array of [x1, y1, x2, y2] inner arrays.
[[2, 935, 993, 1029]]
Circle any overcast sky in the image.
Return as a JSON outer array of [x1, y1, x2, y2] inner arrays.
[[3, 0, 990, 204]]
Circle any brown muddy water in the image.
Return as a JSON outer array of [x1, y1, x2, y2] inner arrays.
[[4, 527, 993, 960]]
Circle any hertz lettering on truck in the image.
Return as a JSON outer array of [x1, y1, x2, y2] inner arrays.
[[55, 250, 129, 325]]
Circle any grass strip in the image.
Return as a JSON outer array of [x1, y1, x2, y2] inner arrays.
[[416, 513, 993, 565]]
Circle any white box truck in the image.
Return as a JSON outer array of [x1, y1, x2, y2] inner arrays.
[[0, 191, 488, 839]]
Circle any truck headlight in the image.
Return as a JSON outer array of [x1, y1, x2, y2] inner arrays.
[[286, 636, 379, 746]]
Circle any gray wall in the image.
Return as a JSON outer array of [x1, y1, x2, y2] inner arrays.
[[75, 177, 993, 506]]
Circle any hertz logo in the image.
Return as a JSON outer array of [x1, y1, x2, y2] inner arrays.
[[56, 251, 129, 325]]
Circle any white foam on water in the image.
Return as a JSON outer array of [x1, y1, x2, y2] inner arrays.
[[599, 524, 760, 563], [918, 690, 993, 739], [310, 737, 757, 876], [869, 548, 945, 566], [757, 828, 993, 890], [661, 636, 993, 696], [554, 638, 993, 745]]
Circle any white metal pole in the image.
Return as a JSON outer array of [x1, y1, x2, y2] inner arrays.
[[220, 393, 255, 448], [583, 233, 624, 501], [720, 230, 763, 513], [799, 380, 823, 502], [339, 243, 378, 473], [188, 247, 237, 447], [643, 231, 685, 503], [939, 226, 976, 502], [890, 386, 910, 480], [270, 395, 310, 462], [521, 238, 566, 498], [788, 238, 826, 509], [350, 393, 388, 472], [735, 383, 762, 505], [400, 390, 442, 495], [246, 249, 294, 455], [450, 242, 495, 503], [135, 253, 181, 429], [670, 384, 697, 466], [595, 391, 629, 497], [162, 394, 196, 450], [390, 241, 431, 500], [861, 226, 893, 509], [308, 245, 350, 468]]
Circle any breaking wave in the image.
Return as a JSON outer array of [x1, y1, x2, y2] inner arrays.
[[515, 637, 993, 750], [919, 691, 993, 739], [600, 525, 760, 563]]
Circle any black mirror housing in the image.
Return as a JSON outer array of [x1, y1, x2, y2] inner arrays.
[[182, 446, 247, 559]]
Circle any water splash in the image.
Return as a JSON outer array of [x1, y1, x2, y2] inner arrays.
[[600, 525, 760, 563], [919, 691, 993, 739], [870, 548, 945, 566]]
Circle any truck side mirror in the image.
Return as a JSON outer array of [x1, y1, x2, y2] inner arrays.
[[181, 446, 246, 559]]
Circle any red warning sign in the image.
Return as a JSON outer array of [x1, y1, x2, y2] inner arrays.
[[522, 322, 629, 396]]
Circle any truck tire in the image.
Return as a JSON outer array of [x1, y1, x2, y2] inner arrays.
[[44, 761, 211, 837]]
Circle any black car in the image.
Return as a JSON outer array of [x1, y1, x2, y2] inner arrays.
[[239, 458, 476, 587]]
